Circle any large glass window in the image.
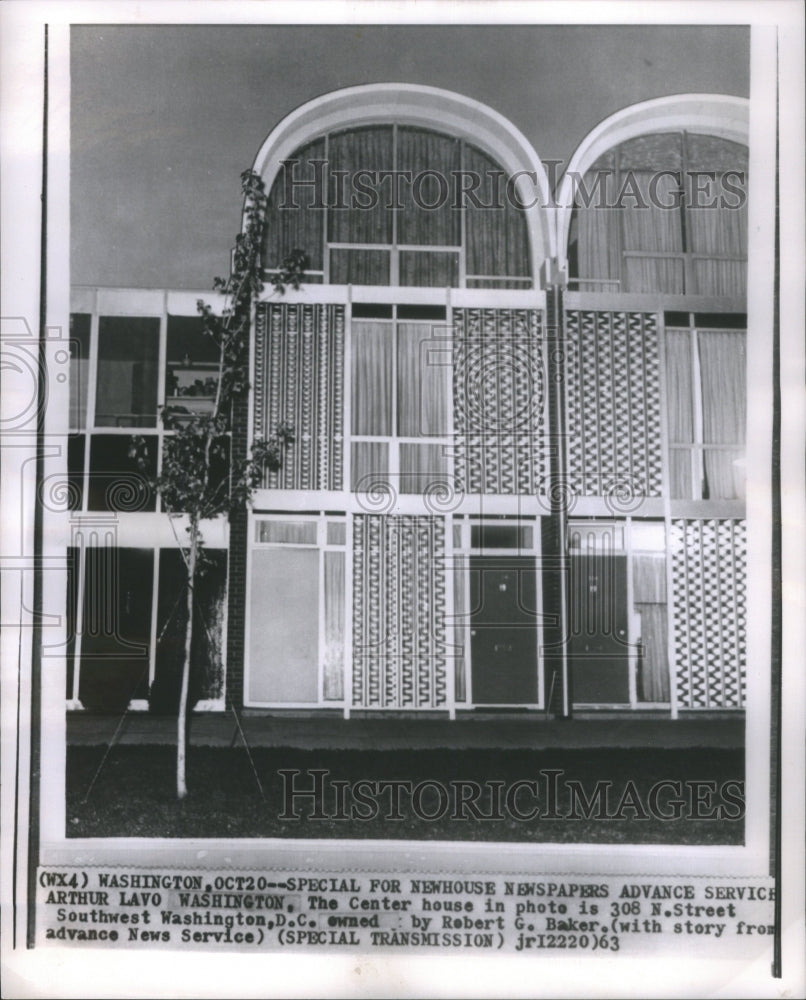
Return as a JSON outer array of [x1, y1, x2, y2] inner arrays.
[[66, 545, 227, 711], [165, 315, 221, 419], [665, 313, 746, 501], [247, 517, 346, 705], [350, 305, 450, 494], [264, 125, 532, 288], [69, 313, 91, 430], [95, 317, 159, 427], [569, 132, 748, 298]]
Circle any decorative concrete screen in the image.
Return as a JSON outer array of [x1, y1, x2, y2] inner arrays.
[[352, 514, 447, 709], [670, 517, 747, 709], [452, 308, 545, 495], [564, 310, 664, 502], [254, 302, 345, 490]]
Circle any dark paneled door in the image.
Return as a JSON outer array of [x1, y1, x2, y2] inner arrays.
[[568, 553, 630, 704], [469, 557, 538, 704]]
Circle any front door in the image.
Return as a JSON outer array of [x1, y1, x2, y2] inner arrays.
[[469, 557, 538, 704], [568, 553, 630, 704]]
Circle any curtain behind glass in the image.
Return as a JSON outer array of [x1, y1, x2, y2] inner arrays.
[[265, 136, 326, 272], [399, 251, 458, 287], [464, 145, 530, 280], [399, 443, 448, 494], [397, 127, 460, 246], [665, 329, 695, 498], [635, 604, 670, 701], [453, 558, 466, 702], [688, 197, 748, 298], [633, 552, 669, 702], [351, 322, 393, 435], [397, 323, 449, 437], [328, 126, 394, 244], [621, 171, 684, 293], [323, 551, 345, 700], [687, 132, 748, 299], [698, 330, 746, 499], [575, 167, 622, 292]]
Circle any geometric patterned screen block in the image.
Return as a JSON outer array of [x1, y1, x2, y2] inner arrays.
[[671, 518, 747, 709], [564, 311, 663, 502], [254, 302, 345, 490], [453, 308, 545, 494], [352, 514, 447, 709]]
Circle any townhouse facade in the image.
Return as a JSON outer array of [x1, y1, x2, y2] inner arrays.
[[66, 85, 749, 719]]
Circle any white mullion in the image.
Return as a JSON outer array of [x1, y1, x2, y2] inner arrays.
[[391, 123, 399, 286], [155, 296, 168, 514], [323, 132, 330, 284], [317, 517, 325, 705], [445, 514, 456, 718], [691, 317, 704, 500], [389, 314, 399, 481], [658, 311, 679, 718], [83, 300, 100, 512], [148, 547, 160, 692], [626, 517, 637, 709], [459, 141, 467, 288], [464, 525, 473, 706], [534, 518, 544, 710], [242, 509, 255, 705], [445, 291, 455, 489], [344, 293, 352, 493], [70, 531, 86, 706], [329, 242, 395, 251], [344, 512, 354, 719]]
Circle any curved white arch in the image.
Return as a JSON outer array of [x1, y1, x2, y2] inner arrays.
[[556, 94, 750, 267], [251, 83, 555, 267]]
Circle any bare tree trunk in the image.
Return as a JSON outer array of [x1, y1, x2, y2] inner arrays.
[[177, 518, 199, 799]]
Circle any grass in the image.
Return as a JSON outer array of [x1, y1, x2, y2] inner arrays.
[[67, 745, 744, 844]]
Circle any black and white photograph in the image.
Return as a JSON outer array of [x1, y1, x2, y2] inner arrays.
[[1, 2, 804, 997]]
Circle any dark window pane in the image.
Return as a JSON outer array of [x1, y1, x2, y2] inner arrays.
[[352, 303, 393, 319], [95, 317, 159, 427], [694, 313, 747, 329], [471, 524, 533, 549], [78, 547, 153, 711], [69, 314, 91, 429], [67, 435, 85, 511], [149, 548, 227, 713], [88, 435, 156, 512], [66, 546, 80, 698], [397, 305, 447, 321]]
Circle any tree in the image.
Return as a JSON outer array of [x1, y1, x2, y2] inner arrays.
[[132, 169, 306, 798]]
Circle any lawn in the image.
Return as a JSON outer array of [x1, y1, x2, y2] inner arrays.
[[67, 745, 744, 844]]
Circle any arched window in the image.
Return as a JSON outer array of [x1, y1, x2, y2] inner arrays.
[[567, 131, 748, 298], [263, 124, 532, 289]]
